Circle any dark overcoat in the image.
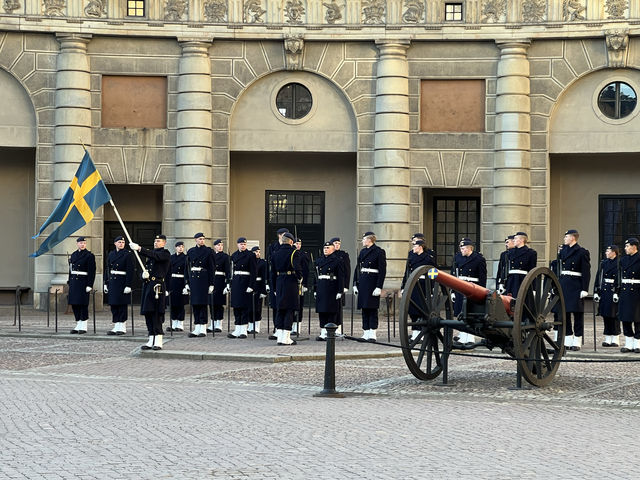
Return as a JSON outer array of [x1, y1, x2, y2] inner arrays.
[[618, 252, 640, 323], [139, 247, 171, 314], [271, 244, 302, 310], [186, 245, 214, 305], [314, 252, 345, 313], [354, 244, 387, 309], [212, 251, 231, 305], [401, 250, 436, 318], [558, 243, 591, 313], [230, 249, 257, 309], [451, 251, 487, 316], [68, 249, 96, 305], [168, 253, 188, 307], [594, 257, 618, 318], [104, 248, 133, 306], [504, 245, 538, 298]]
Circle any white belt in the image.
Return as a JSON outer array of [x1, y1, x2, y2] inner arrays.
[[458, 276, 479, 282], [622, 279, 640, 284], [318, 275, 337, 280], [256, 277, 262, 281], [234, 271, 250, 276], [419, 275, 426, 280], [361, 268, 379, 274], [508, 269, 528, 275], [214, 271, 226, 276], [110, 270, 126, 275], [190, 267, 203, 272], [171, 274, 184, 278], [561, 270, 582, 277], [71, 271, 87, 275], [604, 279, 615, 284]]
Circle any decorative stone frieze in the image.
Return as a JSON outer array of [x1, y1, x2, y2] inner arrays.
[[402, 0, 424, 24], [165, 0, 188, 21], [84, 0, 106, 17], [243, 0, 266, 23], [522, 0, 545, 23], [323, 1, 342, 24], [204, 0, 227, 22], [481, 0, 506, 23], [43, 0, 65, 16], [562, 0, 585, 22], [605, 0, 628, 20], [363, 0, 385, 25], [284, 0, 305, 24], [3, 0, 20, 13], [284, 34, 304, 70], [605, 29, 629, 68]]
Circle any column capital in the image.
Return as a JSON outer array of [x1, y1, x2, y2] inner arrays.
[[375, 38, 411, 56], [55, 33, 92, 50], [178, 37, 214, 54], [495, 39, 531, 54]]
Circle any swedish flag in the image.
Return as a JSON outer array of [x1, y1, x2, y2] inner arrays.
[[30, 150, 111, 257]]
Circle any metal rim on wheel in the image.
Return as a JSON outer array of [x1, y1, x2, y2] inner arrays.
[[512, 266, 566, 387], [399, 265, 453, 381]]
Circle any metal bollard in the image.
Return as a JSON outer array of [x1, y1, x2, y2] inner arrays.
[[386, 293, 392, 342], [54, 289, 59, 333], [92, 289, 96, 334], [16, 286, 22, 332], [313, 323, 345, 398]]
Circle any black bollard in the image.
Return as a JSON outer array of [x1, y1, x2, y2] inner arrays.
[[16, 286, 22, 332], [54, 289, 59, 333], [92, 289, 96, 334], [313, 323, 345, 398]]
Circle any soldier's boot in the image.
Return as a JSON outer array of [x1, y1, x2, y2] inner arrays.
[[175, 320, 184, 332], [564, 334, 574, 349], [77, 320, 87, 334], [198, 324, 207, 337], [152, 335, 163, 351], [411, 329, 420, 341], [238, 324, 248, 339], [465, 334, 475, 346], [291, 322, 298, 335], [621, 336, 634, 353], [166, 321, 175, 332], [108, 323, 118, 335], [207, 320, 214, 333], [276, 329, 284, 345], [247, 322, 255, 334], [116, 322, 126, 335], [547, 330, 559, 353], [188, 324, 201, 338], [571, 336, 582, 351], [213, 320, 222, 333], [336, 325, 342, 335], [70, 321, 81, 334], [367, 329, 377, 343], [141, 335, 154, 350], [253, 321, 261, 333], [280, 330, 297, 346], [634, 337, 640, 354], [610, 334, 619, 347], [316, 328, 327, 341], [602, 335, 612, 347], [227, 324, 241, 339]]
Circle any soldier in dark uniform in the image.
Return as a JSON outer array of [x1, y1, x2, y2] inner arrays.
[[314, 241, 345, 340], [331, 236, 351, 334], [450, 238, 487, 346], [104, 236, 133, 335], [617, 238, 640, 353], [129, 235, 171, 350], [496, 235, 515, 294], [593, 244, 620, 347], [400, 239, 437, 340], [557, 229, 591, 351], [248, 246, 267, 334], [293, 238, 310, 336], [228, 237, 257, 339], [166, 241, 188, 333], [68, 236, 96, 334], [210, 239, 230, 333], [353, 232, 387, 342], [267, 228, 288, 340], [271, 232, 302, 345], [186, 233, 214, 338], [504, 232, 537, 298]]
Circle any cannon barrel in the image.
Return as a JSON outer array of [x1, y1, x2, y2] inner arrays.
[[428, 267, 514, 316]]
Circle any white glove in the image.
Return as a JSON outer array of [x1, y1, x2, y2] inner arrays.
[[129, 242, 140, 251], [223, 285, 230, 295], [246, 287, 253, 293], [123, 286, 131, 294], [451, 292, 456, 301], [302, 286, 308, 293], [103, 285, 108, 294], [372, 287, 382, 297], [142, 270, 150, 280], [593, 293, 600, 303], [85, 286, 92, 293], [336, 293, 342, 300], [208, 285, 214, 294], [580, 290, 588, 299], [314, 292, 317, 298], [184, 284, 190, 292], [260, 293, 266, 299], [343, 288, 348, 294], [182, 287, 189, 295], [266, 285, 270, 293], [165, 290, 170, 297], [613, 293, 619, 303], [353, 286, 359, 295], [497, 284, 505, 294]]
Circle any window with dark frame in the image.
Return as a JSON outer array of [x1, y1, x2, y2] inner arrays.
[[127, 0, 145, 17], [433, 197, 480, 269], [597, 82, 637, 120], [599, 195, 640, 257], [275, 83, 313, 120], [445, 3, 463, 21]]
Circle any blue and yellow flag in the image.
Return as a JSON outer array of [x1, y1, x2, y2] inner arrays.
[[31, 150, 111, 257]]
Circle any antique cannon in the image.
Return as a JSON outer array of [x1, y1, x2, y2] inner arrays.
[[399, 265, 566, 387]]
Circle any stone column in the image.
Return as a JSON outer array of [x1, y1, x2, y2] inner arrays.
[[373, 40, 411, 288], [48, 34, 92, 286], [175, 39, 213, 244], [493, 40, 531, 272]]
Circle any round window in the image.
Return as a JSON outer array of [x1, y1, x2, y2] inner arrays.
[[275, 83, 312, 120], [597, 81, 637, 119]]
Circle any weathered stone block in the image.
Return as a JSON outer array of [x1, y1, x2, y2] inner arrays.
[[528, 40, 563, 59], [551, 59, 576, 87], [232, 59, 255, 87], [244, 42, 270, 77], [565, 40, 591, 77]]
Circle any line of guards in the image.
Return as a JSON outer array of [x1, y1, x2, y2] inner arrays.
[[66, 228, 640, 353]]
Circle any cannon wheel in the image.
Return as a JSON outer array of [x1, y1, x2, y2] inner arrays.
[[399, 265, 453, 381], [512, 266, 566, 387]]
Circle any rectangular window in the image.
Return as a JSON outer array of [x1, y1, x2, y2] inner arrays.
[[101, 76, 167, 128], [433, 196, 480, 269], [127, 0, 145, 17], [445, 3, 463, 21], [599, 195, 640, 255], [420, 79, 485, 132]]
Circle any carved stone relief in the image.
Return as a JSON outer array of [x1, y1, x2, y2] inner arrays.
[[362, 0, 385, 25], [284, 34, 304, 70], [481, 0, 506, 23], [522, 0, 546, 23], [402, 0, 424, 24], [84, 0, 106, 17], [562, 0, 585, 22], [284, 0, 305, 24], [605, 0, 628, 20], [605, 29, 628, 68], [165, 0, 188, 21], [43, 0, 65, 16], [204, 0, 227, 22], [244, 0, 266, 23], [323, 1, 342, 24], [3, 0, 21, 13]]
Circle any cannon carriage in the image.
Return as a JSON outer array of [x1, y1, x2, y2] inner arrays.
[[398, 265, 567, 387]]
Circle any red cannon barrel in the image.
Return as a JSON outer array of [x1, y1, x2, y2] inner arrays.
[[426, 267, 514, 316]]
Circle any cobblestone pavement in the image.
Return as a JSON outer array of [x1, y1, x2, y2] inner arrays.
[[2, 306, 640, 479]]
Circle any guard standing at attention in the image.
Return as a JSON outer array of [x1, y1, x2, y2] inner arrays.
[[293, 237, 310, 336], [68, 236, 96, 334], [557, 229, 591, 351], [167, 241, 188, 333], [129, 235, 171, 350], [400, 239, 436, 341], [617, 238, 640, 353], [314, 241, 345, 341], [228, 237, 257, 339], [271, 232, 303, 345], [104, 235, 133, 335], [267, 227, 289, 340], [353, 232, 387, 342], [450, 238, 487, 347], [496, 235, 515, 294], [331, 236, 351, 332], [593, 244, 620, 348], [504, 232, 537, 298], [186, 233, 214, 338], [248, 245, 267, 334], [210, 239, 231, 333]]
